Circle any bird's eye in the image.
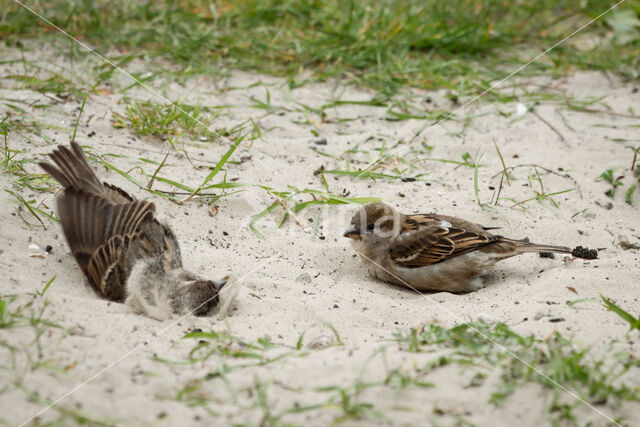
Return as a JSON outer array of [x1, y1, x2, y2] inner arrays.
[[367, 223, 375, 231]]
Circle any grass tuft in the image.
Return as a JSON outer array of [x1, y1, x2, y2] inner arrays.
[[112, 99, 229, 140]]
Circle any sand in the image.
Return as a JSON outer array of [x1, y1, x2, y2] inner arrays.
[[1, 44, 639, 426]]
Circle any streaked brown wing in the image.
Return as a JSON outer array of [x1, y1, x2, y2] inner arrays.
[[401, 215, 443, 232], [405, 214, 493, 236], [86, 234, 130, 301], [57, 189, 155, 277], [159, 222, 183, 271], [85, 220, 183, 302], [390, 226, 497, 268], [104, 182, 135, 203]]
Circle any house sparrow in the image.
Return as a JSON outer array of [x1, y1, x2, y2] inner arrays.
[[344, 202, 572, 293], [39, 142, 238, 320]]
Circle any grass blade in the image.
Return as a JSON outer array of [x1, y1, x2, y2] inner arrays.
[[186, 136, 243, 201], [71, 97, 86, 143]]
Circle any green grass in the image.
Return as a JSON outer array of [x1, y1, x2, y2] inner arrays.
[[312, 136, 434, 184], [0, 294, 116, 425], [249, 185, 380, 238], [158, 325, 387, 423], [599, 168, 625, 198], [598, 148, 640, 205], [625, 145, 640, 205], [0, 294, 65, 380], [569, 296, 640, 333], [4, 72, 87, 98], [157, 320, 638, 425], [601, 296, 640, 333], [112, 99, 232, 140], [86, 149, 247, 205], [20, 386, 117, 426], [393, 321, 639, 424], [2, 0, 639, 98]]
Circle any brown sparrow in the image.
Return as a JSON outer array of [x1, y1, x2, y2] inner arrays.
[[344, 202, 572, 292], [39, 142, 237, 320]]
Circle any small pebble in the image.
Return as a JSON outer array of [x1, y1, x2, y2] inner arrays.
[[296, 273, 312, 284]]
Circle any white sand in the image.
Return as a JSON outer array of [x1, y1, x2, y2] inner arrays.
[[1, 45, 639, 426]]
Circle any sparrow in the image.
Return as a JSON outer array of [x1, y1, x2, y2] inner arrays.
[[39, 142, 238, 320], [344, 202, 573, 293]]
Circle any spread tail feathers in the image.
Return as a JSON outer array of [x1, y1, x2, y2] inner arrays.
[[39, 141, 104, 194]]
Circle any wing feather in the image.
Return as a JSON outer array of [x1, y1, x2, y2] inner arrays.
[[86, 235, 130, 301], [40, 142, 172, 302], [57, 190, 156, 291], [390, 226, 497, 268]]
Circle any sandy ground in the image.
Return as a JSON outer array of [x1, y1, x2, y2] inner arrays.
[[1, 45, 639, 426]]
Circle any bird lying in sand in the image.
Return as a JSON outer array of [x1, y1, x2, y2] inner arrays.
[[344, 202, 574, 293], [39, 142, 237, 320]]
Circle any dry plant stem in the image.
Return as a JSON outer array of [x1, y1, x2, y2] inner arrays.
[[278, 199, 306, 230], [531, 110, 569, 147], [491, 164, 583, 198]]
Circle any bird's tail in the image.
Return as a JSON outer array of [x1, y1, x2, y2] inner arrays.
[[39, 141, 104, 194], [498, 237, 572, 255]]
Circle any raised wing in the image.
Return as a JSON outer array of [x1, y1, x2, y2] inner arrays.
[[86, 234, 130, 301], [57, 190, 156, 299]]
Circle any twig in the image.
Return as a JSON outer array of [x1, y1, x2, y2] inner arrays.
[[531, 109, 569, 147], [277, 199, 307, 231]]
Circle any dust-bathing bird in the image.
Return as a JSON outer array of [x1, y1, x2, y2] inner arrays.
[[40, 142, 238, 320], [344, 202, 576, 293]]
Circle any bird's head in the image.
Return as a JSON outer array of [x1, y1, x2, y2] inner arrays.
[[343, 202, 403, 244], [172, 271, 233, 316]]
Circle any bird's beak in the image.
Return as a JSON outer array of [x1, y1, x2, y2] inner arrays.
[[343, 224, 361, 239]]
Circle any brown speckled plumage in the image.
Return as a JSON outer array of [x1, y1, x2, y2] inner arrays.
[[344, 202, 572, 292], [39, 142, 236, 319]]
